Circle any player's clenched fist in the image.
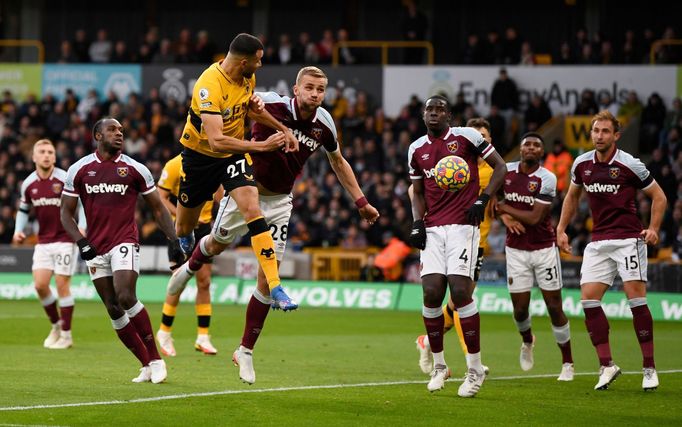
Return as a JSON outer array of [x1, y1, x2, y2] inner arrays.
[[409, 219, 427, 250], [77, 238, 97, 261]]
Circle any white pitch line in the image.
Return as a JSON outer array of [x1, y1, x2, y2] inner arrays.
[[2, 369, 680, 412]]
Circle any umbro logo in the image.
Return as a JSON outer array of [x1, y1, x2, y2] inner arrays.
[[421, 154, 430, 160], [88, 171, 96, 176], [411, 229, 419, 235]]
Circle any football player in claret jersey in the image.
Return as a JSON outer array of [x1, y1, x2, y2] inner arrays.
[[408, 96, 507, 397], [557, 111, 667, 391], [415, 118, 493, 377], [169, 66, 379, 384], [172, 32, 299, 311], [13, 139, 85, 350], [495, 132, 574, 381], [155, 154, 222, 357], [60, 117, 185, 384]]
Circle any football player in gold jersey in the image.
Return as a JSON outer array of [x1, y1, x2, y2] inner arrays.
[[170, 33, 299, 311], [415, 118, 494, 376], [156, 154, 223, 356]]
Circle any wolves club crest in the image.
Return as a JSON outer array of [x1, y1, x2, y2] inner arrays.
[[117, 166, 129, 177], [527, 181, 539, 192], [447, 141, 458, 153], [609, 167, 620, 179], [312, 127, 322, 139], [52, 182, 63, 194]]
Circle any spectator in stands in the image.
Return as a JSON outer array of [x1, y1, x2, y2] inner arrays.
[[599, 40, 614, 64], [89, 29, 112, 63], [486, 105, 507, 155], [72, 29, 90, 63], [337, 28, 357, 65], [598, 92, 619, 117], [574, 89, 598, 115], [451, 92, 473, 124], [618, 90, 644, 120], [662, 126, 682, 162], [524, 94, 552, 132], [571, 28, 589, 60], [519, 41, 535, 65], [276, 33, 293, 65], [57, 41, 77, 63], [317, 29, 335, 64], [620, 29, 639, 64], [544, 139, 573, 195], [502, 27, 521, 64], [485, 30, 503, 64], [491, 68, 519, 123], [462, 33, 484, 65], [137, 43, 153, 64], [640, 92, 667, 152], [195, 30, 216, 64], [292, 32, 317, 64], [152, 39, 175, 63], [555, 41, 574, 64], [662, 97, 682, 145], [401, 0, 428, 64], [110, 41, 132, 63]]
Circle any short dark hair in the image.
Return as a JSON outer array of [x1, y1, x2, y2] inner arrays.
[[425, 94, 450, 108], [466, 117, 491, 132], [521, 131, 544, 144], [92, 117, 110, 141], [229, 33, 264, 56]]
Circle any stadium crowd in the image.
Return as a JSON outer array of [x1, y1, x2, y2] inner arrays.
[[2, 77, 682, 271], [50, 24, 680, 66]]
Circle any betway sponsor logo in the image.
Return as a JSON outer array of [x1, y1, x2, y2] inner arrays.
[[32, 197, 61, 207], [85, 183, 128, 195], [505, 192, 534, 205], [292, 128, 320, 151], [584, 183, 620, 194], [423, 168, 435, 178]]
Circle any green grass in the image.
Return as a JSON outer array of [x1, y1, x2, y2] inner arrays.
[[0, 300, 681, 426]]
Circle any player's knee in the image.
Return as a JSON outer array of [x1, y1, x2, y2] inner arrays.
[[241, 204, 264, 223], [116, 291, 136, 309], [449, 288, 470, 306]]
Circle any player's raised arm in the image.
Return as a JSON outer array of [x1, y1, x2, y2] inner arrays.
[[556, 182, 582, 253], [468, 150, 506, 225], [201, 113, 286, 154], [640, 181, 667, 246], [326, 150, 379, 224]]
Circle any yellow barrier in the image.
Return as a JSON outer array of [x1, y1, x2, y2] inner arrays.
[[332, 40, 434, 65], [306, 248, 377, 281], [649, 39, 682, 64], [0, 39, 45, 63]]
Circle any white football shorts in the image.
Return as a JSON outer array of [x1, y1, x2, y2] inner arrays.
[[212, 193, 293, 260], [32, 242, 78, 276], [505, 245, 562, 293], [420, 224, 480, 279], [86, 243, 140, 280], [580, 237, 647, 286]]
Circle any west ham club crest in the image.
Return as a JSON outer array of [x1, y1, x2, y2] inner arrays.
[[447, 141, 458, 153], [52, 182, 63, 194], [527, 181, 539, 192], [609, 167, 620, 179], [312, 127, 322, 139], [117, 166, 129, 177]]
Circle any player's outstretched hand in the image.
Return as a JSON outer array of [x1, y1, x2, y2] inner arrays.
[[249, 94, 265, 114], [359, 204, 380, 225], [466, 193, 490, 226], [261, 131, 286, 152], [76, 238, 97, 261], [283, 129, 299, 153], [409, 219, 426, 250], [556, 232, 572, 254], [168, 239, 185, 270], [640, 228, 659, 246], [500, 213, 525, 235]]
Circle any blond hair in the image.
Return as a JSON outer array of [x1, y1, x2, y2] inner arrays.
[[296, 66, 328, 85], [33, 139, 54, 152], [591, 110, 621, 133]]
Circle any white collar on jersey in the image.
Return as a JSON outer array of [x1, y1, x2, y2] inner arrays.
[[426, 127, 452, 144], [94, 151, 122, 163], [592, 148, 619, 165]]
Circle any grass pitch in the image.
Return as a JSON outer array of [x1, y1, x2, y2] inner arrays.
[[0, 300, 681, 426]]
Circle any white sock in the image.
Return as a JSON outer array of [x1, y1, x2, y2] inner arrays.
[[432, 350, 446, 367], [466, 352, 483, 371]]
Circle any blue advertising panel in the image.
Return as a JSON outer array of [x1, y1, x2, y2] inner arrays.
[[42, 64, 141, 101]]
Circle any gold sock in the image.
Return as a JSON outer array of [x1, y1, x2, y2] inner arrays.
[[195, 303, 211, 335], [160, 303, 178, 332], [248, 217, 280, 290]]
